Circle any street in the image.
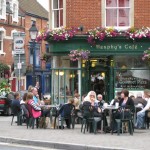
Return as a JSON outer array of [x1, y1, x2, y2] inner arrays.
[[0, 142, 62, 150]]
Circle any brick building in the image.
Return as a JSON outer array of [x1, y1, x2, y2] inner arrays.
[[46, 0, 150, 103], [0, 0, 49, 94]]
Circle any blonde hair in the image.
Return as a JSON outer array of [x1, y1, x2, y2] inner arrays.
[[144, 89, 150, 98], [28, 85, 33, 92], [68, 98, 74, 104], [26, 92, 34, 100]]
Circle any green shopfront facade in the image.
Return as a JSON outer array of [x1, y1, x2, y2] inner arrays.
[[49, 36, 150, 104]]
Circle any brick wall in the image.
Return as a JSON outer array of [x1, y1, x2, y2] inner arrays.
[[66, 0, 150, 31]]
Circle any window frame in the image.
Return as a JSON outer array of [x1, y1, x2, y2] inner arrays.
[[12, 0, 18, 22], [0, 0, 6, 20], [51, 0, 64, 29], [0, 28, 6, 54], [103, 0, 133, 30]]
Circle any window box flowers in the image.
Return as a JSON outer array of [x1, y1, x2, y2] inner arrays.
[[68, 49, 90, 61], [126, 27, 150, 40], [87, 27, 150, 45], [36, 27, 78, 43], [142, 48, 150, 66]]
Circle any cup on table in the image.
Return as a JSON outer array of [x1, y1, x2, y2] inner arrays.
[[103, 103, 108, 108], [115, 102, 119, 108]]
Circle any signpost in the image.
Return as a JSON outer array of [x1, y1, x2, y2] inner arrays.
[[13, 32, 25, 92]]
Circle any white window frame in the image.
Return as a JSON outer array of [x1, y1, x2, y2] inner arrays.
[[102, 0, 134, 30], [52, 0, 64, 29], [0, 0, 6, 20], [12, 0, 18, 22], [0, 27, 6, 54]]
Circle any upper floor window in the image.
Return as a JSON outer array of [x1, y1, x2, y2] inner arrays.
[[12, 0, 18, 22], [0, 0, 6, 19], [0, 31, 4, 53], [105, 0, 131, 29], [52, 0, 63, 28]]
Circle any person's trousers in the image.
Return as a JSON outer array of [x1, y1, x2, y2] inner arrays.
[[135, 111, 145, 128]]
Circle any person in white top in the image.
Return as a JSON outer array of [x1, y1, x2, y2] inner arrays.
[[135, 89, 150, 129]]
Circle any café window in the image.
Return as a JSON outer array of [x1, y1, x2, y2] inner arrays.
[[52, 0, 63, 28], [115, 56, 150, 90], [105, 0, 131, 29], [51, 56, 80, 104]]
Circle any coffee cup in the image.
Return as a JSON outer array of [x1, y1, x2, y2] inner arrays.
[[115, 102, 119, 108]]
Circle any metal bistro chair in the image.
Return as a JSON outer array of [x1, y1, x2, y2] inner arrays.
[[115, 107, 134, 135], [11, 105, 23, 126], [80, 101, 95, 134]]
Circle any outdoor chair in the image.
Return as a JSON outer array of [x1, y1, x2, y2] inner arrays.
[[80, 101, 100, 134], [59, 104, 75, 129], [145, 109, 150, 129], [50, 107, 59, 129], [114, 107, 134, 135], [11, 105, 23, 126]]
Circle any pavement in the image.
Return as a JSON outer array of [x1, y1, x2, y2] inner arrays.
[[0, 116, 150, 150]]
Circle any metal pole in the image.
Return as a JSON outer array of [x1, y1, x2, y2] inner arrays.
[[18, 53, 21, 92], [32, 40, 36, 86]]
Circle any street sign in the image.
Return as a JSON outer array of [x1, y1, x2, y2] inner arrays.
[[17, 63, 22, 69], [13, 32, 25, 54]]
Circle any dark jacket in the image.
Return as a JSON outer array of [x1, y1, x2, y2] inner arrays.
[[59, 103, 75, 118], [119, 97, 135, 112], [11, 99, 21, 114]]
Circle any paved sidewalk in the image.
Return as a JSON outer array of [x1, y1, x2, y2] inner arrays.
[[0, 116, 150, 150]]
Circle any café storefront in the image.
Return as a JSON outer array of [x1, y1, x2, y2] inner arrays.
[[49, 36, 150, 104]]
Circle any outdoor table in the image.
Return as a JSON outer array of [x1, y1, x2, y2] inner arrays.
[[103, 105, 118, 133]]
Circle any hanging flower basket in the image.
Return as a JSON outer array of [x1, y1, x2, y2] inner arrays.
[[142, 48, 150, 66], [40, 53, 51, 62], [68, 49, 90, 61]]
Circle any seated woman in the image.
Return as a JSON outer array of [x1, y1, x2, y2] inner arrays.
[[112, 89, 134, 131], [82, 91, 102, 131]]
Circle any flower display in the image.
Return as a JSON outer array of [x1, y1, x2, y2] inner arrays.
[[37, 26, 150, 45], [142, 48, 150, 66], [0, 80, 11, 96], [68, 49, 90, 61], [36, 27, 78, 42], [87, 27, 118, 45], [126, 27, 150, 40], [87, 27, 150, 45]]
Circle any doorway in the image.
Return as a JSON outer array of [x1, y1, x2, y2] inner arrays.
[[89, 57, 110, 101]]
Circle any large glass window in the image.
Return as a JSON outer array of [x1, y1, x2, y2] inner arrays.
[[105, 0, 130, 28], [52, 0, 63, 28], [51, 56, 80, 104], [115, 56, 150, 94]]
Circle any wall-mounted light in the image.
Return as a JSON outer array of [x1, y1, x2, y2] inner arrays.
[[55, 71, 64, 76], [70, 74, 75, 78]]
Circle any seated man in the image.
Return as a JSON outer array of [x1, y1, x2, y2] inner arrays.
[[95, 94, 105, 107], [134, 92, 147, 111], [11, 92, 21, 115], [135, 89, 150, 129]]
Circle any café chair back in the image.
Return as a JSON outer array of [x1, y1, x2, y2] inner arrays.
[[11, 105, 23, 126], [115, 107, 134, 135]]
